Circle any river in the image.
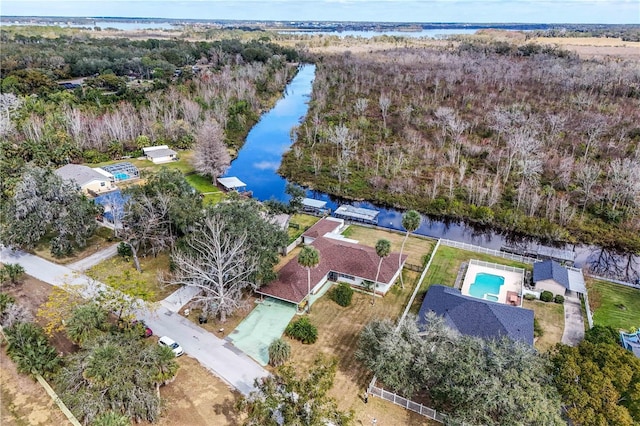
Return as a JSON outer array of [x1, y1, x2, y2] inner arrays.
[[224, 64, 640, 283]]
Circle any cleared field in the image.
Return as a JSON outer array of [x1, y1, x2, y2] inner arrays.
[[342, 225, 435, 266], [87, 253, 179, 302], [587, 278, 640, 331], [410, 245, 531, 313], [286, 270, 439, 425], [523, 299, 564, 353]]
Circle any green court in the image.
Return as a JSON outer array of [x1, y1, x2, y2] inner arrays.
[[227, 297, 297, 365]]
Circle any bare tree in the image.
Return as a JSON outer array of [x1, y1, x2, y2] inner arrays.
[[379, 93, 391, 130], [193, 120, 231, 181], [165, 214, 258, 322], [575, 161, 601, 213]]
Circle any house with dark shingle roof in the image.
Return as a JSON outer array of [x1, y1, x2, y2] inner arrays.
[[418, 285, 534, 344], [257, 224, 407, 306], [532, 259, 583, 297]]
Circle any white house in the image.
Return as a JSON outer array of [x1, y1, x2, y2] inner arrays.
[[55, 164, 116, 196], [142, 145, 178, 164]]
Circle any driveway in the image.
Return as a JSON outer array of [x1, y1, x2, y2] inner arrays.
[[561, 293, 585, 346], [0, 247, 268, 395], [67, 243, 119, 272]]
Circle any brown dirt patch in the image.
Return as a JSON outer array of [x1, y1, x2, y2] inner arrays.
[[530, 37, 640, 60], [151, 356, 243, 426], [0, 350, 69, 426], [179, 294, 258, 339]]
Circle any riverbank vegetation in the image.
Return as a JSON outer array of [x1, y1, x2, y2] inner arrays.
[[279, 37, 640, 253]]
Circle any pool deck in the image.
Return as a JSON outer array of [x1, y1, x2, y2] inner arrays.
[[461, 262, 523, 306]]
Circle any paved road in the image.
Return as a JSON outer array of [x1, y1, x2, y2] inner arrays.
[[67, 244, 119, 272], [561, 293, 585, 346], [0, 247, 268, 395]]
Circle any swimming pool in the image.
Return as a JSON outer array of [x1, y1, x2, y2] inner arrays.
[[469, 273, 504, 301], [114, 172, 130, 181]]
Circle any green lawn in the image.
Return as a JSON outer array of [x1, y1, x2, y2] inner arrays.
[[410, 245, 531, 314], [287, 213, 320, 243], [587, 278, 640, 331], [184, 173, 225, 205], [87, 151, 196, 175]]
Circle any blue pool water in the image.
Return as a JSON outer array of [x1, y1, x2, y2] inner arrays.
[[469, 273, 504, 301], [114, 172, 129, 180]]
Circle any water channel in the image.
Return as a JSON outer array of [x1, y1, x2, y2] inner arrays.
[[224, 64, 640, 282]]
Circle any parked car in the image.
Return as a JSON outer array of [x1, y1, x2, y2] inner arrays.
[[132, 320, 153, 338], [158, 336, 184, 357]]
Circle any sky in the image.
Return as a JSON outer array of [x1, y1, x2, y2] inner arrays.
[[1, 0, 638, 24]]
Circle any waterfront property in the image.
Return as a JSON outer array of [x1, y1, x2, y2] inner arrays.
[[533, 260, 586, 297], [418, 285, 535, 344], [142, 145, 178, 164], [55, 163, 117, 196], [461, 259, 525, 306], [333, 205, 379, 224], [257, 218, 407, 309], [217, 176, 247, 192]]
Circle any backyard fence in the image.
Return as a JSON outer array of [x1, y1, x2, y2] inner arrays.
[[468, 258, 526, 274], [367, 379, 446, 423], [440, 239, 537, 264]]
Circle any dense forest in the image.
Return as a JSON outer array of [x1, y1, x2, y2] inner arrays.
[[0, 29, 299, 199], [280, 40, 640, 252]]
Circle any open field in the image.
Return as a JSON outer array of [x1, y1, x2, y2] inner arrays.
[[410, 245, 531, 313], [152, 356, 243, 426], [342, 225, 435, 266], [587, 278, 640, 331], [33, 227, 114, 265], [87, 253, 179, 302], [530, 36, 640, 59], [0, 351, 69, 426], [523, 299, 564, 353], [286, 270, 438, 425], [87, 151, 196, 176]]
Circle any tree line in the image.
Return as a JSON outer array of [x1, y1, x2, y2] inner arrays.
[[279, 39, 640, 253]]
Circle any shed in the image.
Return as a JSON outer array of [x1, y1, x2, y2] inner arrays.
[[533, 260, 572, 297], [217, 177, 247, 192], [142, 145, 178, 164], [333, 205, 379, 224]]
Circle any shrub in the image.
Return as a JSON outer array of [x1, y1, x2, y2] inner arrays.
[[330, 283, 353, 307], [285, 317, 318, 344], [268, 338, 291, 367], [117, 242, 132, 257], [540, 291, 554, 302], [554, 294, 565, 304], [523, 293, 536, 301], [5, 322, 60, 377]]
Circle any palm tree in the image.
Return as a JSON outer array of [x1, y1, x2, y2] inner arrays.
[[372, 239, 391, 305], [399, 210, 421, 288], [150, 344, 180, 396], [66, 303, 107, 345], [297, 245, 320, 313]]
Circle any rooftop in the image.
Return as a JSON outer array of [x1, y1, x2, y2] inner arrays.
[[257, 235, 407, 304], [55, 164, 111, 187], [302, 217, 343, 240], [217, 177, 247, 190], [302, 198, 327, 209], [533, 260, 570, 289], [418, 285, 534, 344], [334, 205, 379, 223]]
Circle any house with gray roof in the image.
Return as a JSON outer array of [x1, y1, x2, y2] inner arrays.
[[55, 164, 116, 196], [417, 285, 534, 344], [533, 260, 585, 297], [142, 145, 178, 164]]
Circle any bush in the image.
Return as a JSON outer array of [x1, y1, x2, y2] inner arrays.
[[117, 242, 132, 257], [540, 291, 554, 302], [554, 294, 565, 304], [268, 338, 291, 367], [523, 293, 536, 301], [285, 317, 318, 344], [5, 322, 60, 377], [330, 283, 353, 307]]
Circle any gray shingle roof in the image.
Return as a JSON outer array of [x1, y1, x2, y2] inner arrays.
[[417, 285, 534, 344], [533, 260, 570, 289], [55, 164, 110, 187], [145, 148, 177, 158]]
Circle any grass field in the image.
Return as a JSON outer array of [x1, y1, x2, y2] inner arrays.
[[523, 299, 564, 353], [287, 213, 320, 242], [341, 225, 435, 266], [88, 151, 196, 175], [410, 245, 531, 313], [87, 253, 179, 302], [286, 270, 438, 425], [184, 173, 226, 205], [587, 278, 640, 331]]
